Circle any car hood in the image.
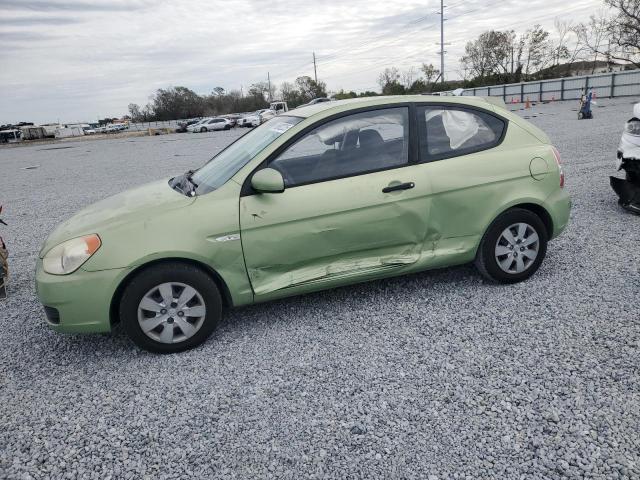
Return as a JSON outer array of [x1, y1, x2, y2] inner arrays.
[[40, 179, 195, 257]]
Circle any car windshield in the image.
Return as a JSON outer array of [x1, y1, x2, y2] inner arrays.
[[192, 115, 303, 194]]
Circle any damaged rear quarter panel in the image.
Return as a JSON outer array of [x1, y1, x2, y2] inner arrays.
[[425, 121, 555, 248]]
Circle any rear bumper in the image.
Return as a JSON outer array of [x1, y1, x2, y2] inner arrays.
[[544, 188, 572, 239], [35, 259, 129, 334]]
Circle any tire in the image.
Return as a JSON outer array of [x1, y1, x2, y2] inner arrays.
[[224, 125, 231, 130], [119, 262, 222, 353], [474, 208, 548, 284], [200, 127, 207, 133]]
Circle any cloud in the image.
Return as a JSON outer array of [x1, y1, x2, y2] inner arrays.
[[1, 16, 81, 26], [0, 0, 151, 12], [0, 0, 605, 124], [0, 30, 57, 42]]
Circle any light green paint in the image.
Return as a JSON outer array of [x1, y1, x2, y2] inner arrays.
[[36, 95, 571, 334]]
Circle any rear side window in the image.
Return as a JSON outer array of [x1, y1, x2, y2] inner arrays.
[[417, 106, 505, 161]]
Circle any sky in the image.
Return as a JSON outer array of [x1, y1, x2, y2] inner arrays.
[[1, 0, 606, 124]]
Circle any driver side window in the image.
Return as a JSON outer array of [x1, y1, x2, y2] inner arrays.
[[270, 107, 409, 187]]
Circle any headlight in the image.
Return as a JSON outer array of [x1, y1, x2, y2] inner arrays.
[[43, 234, 101, 275], [624, 120, 640, 136]]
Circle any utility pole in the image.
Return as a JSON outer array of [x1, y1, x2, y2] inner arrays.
[[313, 52, 318, 84], [267, 72, 272, 102], [439, 0, 446, 83]]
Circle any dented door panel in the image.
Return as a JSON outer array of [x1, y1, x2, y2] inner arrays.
[[239, 166, 432, 296]]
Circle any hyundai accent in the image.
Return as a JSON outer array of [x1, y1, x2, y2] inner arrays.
[[36, 96, 571, 353]]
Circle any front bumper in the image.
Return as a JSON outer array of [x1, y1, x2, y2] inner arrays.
[[611, 176, 640, 214], [35, 259, 130, 334]]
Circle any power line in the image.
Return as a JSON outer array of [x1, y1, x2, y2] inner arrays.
[[242, 1, 597, 96], [271, 13, 439, 83]]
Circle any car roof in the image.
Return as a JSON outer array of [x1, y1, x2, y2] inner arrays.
[[289, 95, 504, 119]]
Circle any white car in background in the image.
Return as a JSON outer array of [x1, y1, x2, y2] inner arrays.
[[236, 113, 254, 128], [191, 118, 233, 132], [186, 118, 211, 133], [105, 123, 127, 133], [244, 109, 277, 128]]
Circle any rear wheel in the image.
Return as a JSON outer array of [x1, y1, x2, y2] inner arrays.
[[475, 208, 548, 283], [200, 127, 207, 133], [120, 262, 222, 353]]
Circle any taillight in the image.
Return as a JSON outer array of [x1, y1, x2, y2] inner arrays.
[[624, 119, 640, 136], [552, 146, 564, 188]]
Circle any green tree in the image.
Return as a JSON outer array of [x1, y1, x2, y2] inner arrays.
[[333, 90, 358, 100], [461, 30, 516, 79], [421, 63, 440, 84], [150, 86, 204, 120], [295, 76, 327, 102]]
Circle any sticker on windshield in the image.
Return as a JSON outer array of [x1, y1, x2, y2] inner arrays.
[[270, 123, 294, 134]]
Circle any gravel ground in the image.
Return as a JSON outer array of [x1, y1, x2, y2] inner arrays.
[[0, 101, 639, 479]]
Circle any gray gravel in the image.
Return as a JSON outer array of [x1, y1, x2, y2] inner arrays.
[[1, 103, 639, 479]]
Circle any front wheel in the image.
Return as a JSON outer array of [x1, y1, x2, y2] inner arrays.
[[475, 208, 548, 284], [200, 127, 207, 133], [120, 262, 222, 353]]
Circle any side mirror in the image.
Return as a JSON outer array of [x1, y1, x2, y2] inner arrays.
[[251, 168, 285, 193]]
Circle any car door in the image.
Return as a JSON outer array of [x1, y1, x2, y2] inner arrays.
[[239, 106, 433, 298]]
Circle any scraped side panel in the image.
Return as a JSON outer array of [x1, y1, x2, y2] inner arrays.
[[240, 168, 431, 296]]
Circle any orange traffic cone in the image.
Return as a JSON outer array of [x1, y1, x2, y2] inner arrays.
[[525, 97, 531, 109]]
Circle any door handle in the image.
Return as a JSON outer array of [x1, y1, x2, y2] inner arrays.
[[382, 182, 415, 193]]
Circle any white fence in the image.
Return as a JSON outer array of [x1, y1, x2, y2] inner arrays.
[[127, 120, 182, 132], [458, 69, 640, 103]]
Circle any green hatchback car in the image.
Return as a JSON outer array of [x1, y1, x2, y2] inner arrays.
[[36, 95, 570, 353]]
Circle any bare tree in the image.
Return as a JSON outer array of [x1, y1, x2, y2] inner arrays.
[[552, 19, 573, 66], [128, 103, 142, 122], [377, 67, 401, 90], [574, 10, 612, 72], [401, 67, 417, 89], [604, 0, 640, 67], [521, 25, 553, 76]]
